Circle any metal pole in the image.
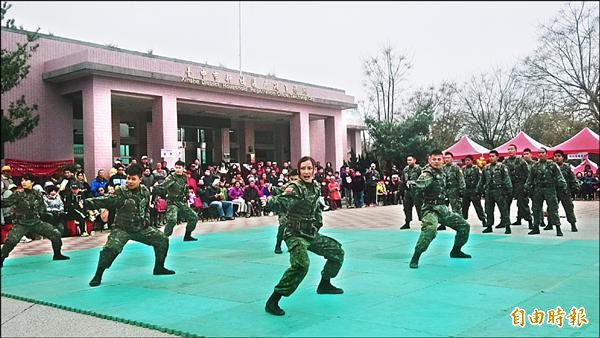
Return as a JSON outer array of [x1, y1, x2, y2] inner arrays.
[[238, 1, 242, 77]]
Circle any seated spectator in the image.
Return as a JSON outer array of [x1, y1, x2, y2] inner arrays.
[[152, 162, 168, 184], [389, 174, 403, 205], [243, 178, 262, 217], [90, 169, 108, 197], [581, 170, 599, 200], [108, 165, 127, 187], [205, 179, 235, 221], [42, 183, 66, 235], [141, 167, 155, 189], [228, 180, 248, 216], [76, 172, 92, 198], [64, 182, 91, 236]]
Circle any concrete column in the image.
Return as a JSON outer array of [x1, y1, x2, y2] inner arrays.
[[82, 78, 112, 181], [290, 111, 310, 163], [221, 127, 231, 163], [325, 112, 345, 170], [243, 121, 255, 163], [354, 129, 363, 156], [152, 95, 179, 168], [310, 119, 325, 164]]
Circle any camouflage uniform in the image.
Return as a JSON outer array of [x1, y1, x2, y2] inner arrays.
[[401, 164, 423, 227], [477, 162, 512, 233], [84, 185, 169, 273], [1, 189, 66, 263], [443, 163, 465, 214], [555, 162, 580, 230], [271, 186, 287, 252], [525, 159, 567, 236], [409, 165, 471, 263], [155, 172, 198, 238], [503, 156, 532, 224], [266, 179, 344, 297], [461, 164, 486, 223]]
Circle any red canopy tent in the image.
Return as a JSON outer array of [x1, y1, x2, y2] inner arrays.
[[572, 158, 598, 175], [549, 127, 600, 155], [443, 135, 490, 160], [494, 131, 548, 156]]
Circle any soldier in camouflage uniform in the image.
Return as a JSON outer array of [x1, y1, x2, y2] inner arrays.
[[1, 173, 70, 268], [408, 150, 471, 269], [84, 165, 174, 287], [522, 148, 541, 228], [461, 155, 486, 226], [478, 150, 513, 234], [273, 169, 299, 254], [154, 160, 198, 241], [503, 145, 532, 228], [262, 156, 344, 316], [525, 147, 567, 237], [438, 152, 466, 230], [552, 150, 580, 232], [400, 155, 423, 229]]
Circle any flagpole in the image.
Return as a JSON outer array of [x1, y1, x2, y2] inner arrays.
[[238, 0, 242, 77]]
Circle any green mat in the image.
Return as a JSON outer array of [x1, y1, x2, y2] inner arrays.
[[1, 226, 598, 337]]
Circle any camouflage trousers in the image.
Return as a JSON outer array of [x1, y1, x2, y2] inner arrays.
[[403, 189, 422, 223], [555, 192, 576, 226], [97, 227, 169, 270], [507, 184, 531, 221], [462, 191, 486, 222], [531, 188, 560, 227], [447, 190, 462, 215], [413, 205, 470, 254], [484, 190, 510, 227], [164, 201, 198, 237], [274, 233, 344, 297], [1, 220, 63, 258], [275, 216, 287, 249]]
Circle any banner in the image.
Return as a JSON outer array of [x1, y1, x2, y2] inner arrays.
[[567, 153, 588, 159], [4, 159, 74, 177]]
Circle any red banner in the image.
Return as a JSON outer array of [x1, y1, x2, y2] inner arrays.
[[4, 159, 74, 178]]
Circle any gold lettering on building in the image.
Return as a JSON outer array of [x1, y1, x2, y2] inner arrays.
[[225, 73, 232, 84]]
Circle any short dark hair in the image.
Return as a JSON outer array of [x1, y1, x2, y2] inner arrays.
[[489, 150, 499, 156], [538, 147, 548, 153], [297, 156, 316, 170], [554, 149, 565, 157], [175, 160, 186, 167], [465, 155, 474, 161], [429, 149, 443, 156], [523, 148, 532, 153], [289, 169, 299, 177], [22, 172, 36, 182], [444, 151, 454, 158], [508, 144, 518, 150], [125, 164, 143, 178]]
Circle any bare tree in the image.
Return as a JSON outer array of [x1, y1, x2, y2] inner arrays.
[[460, 67, 545, 149], [362, 45, 412, 122], [523, 2, 599, 125]]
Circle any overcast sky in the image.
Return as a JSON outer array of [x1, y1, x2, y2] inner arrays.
[[8, 1, 569, 104]]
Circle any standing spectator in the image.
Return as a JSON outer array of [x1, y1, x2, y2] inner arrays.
[[376, 178, 387, 206], [328, 176, 342, 210], [341, 167, 353, 208], [1, 165, 13, 193], [400, 156, 423, 229], [389, 174, 403, 205], [352, 171, 365, 208], [364, 163, 380, 207], [90, 169, 108, 197]]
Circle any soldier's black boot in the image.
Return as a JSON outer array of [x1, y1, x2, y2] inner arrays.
[[183, 231, 198, 241], [527, 219, 533, 229], [437, 224, 446, 230], [482, 226, 493, 233], [153, 260, 175, 275], [0, 256, 4, 268], [511, 218, 522, 226], [571, 223, 578, 232], [409, 251, 422, 269], [265, 291, 285, 316], [543, 224, 553, 231], [528, 225, 540, 235], [274, 244, 283, 254], [317, 277, 344, 294], [89, 267, 105, 287], [504, 225, 512, 234], [400, 222, 410, 230], [450, 246, 471, 258], [556, 225, 563, 237], [52, 249, 70, 261], [494, 223, 505, 229]]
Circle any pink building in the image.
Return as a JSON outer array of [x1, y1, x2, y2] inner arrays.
[[1, 28, 364, 179]]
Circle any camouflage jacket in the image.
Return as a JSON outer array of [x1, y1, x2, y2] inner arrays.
[[443, 163, 465, 195], [0, 188, 45, 225], [266, 179, 322, 238], [503, 156, 530, 186], [154, 172, 188, 203], [524, 159, 536, 167], [477, 162, 512, 194], [270, 186, 287, 224], [525, 160, 567, 193], [462, 165, 482, 192], [411, 165, 447, 205], [402, 164, 421, 190], [84, 185, 151, 232], [557, 162, 580, 194]]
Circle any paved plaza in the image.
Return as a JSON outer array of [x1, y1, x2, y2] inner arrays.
[[1, 200, 598, 337]]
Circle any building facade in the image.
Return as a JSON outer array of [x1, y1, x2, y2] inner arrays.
[[1, 28, 364, 179]]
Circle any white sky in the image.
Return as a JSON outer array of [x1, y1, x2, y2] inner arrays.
[[7, 1, 569, 104]]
